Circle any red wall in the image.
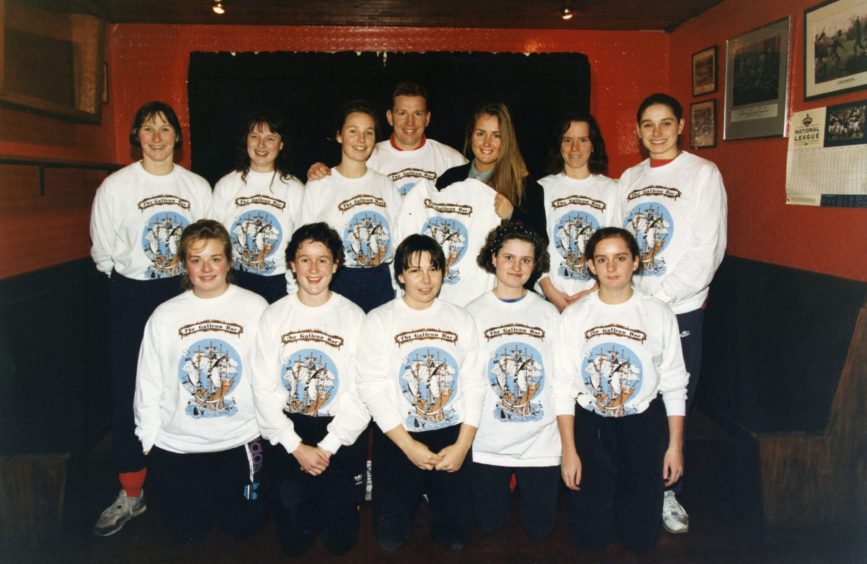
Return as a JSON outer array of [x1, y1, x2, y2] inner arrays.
[[106, 25, 668, 179], [670, 0, 867, 281], [0, 55, 118, 278]]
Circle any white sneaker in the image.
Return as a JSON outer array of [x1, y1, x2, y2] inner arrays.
[[662, 490, 689, 534], [93, 489, 147, 537]]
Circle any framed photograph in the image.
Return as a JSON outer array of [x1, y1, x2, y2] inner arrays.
[[692, 46, 718, 96], [805, 0, 867, 100], [690, 100, 717, 148], [724, 16, 791, 140], [0, 0, 104, 123]]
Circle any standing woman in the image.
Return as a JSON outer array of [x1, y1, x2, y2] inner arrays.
[[465, 222, 563, 541], [209, 110, 305, 303], [134, 220, 268, 542], [618, 93, 727, 533], [538, 113, 618, 312], [555, 227, 688, 553], [90, 101, 211, 536], [436, 102, 547, 244], [301, 100, 400, 313]]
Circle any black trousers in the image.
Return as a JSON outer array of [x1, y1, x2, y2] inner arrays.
[[232, 268, 287, 304], [108, 273, 182, 473], [371, 424, 473, 549], [670, 308, 704, 495], [472, 462, 560, 541], [148, 441, 266, 542], [269, 414, 366, 556], [568, 399, 668, 553], [330, 262, 393, 313]]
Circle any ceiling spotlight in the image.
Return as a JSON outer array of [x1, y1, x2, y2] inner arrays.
[[560, 7, 574, 21], [212, 0, 225, 15]]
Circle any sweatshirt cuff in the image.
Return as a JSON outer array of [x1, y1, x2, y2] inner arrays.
[[662, 396, 686, 417], [318, 433, 343, 455], [655, 286, 676, 305], [277, 431, 302, 455], [554, 397, 577, 416]]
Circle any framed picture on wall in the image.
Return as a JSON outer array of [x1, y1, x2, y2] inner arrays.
[[692, 46, 718, 96], [723, 16, 791, 140], [690, 99, 717, 148], [0, 0, 105, 122], [805, 0, 867, 100]]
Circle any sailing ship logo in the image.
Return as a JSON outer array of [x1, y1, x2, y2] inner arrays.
[[343, 211, 392, 268], [488, 343, 544, 422], [142, 211, 188, 278], [231, 210, 281, 275], [582, 343, 643, 416], [624, 203, 673, 275], [421, 217, 468, 284], [399, 347, 459, 431], [178, 339, 242, 417], [553, 211, 599, 281], [281, 349, 338, 416]]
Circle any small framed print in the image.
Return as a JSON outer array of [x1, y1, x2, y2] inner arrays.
[[692, 46, 718, 96], [805, 0, 867, 100], [690, 99, 717, 148]]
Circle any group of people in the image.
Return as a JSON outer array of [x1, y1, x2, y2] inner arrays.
[[89, 81, 727, 555]]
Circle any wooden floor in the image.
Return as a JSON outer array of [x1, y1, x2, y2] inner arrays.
[[3, 411, 865, 564]]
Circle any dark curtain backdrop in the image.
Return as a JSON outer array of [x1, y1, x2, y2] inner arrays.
[[188, 51, 590, 186]]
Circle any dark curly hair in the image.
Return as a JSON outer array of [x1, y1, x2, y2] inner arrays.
[[477, 221, 550, 278], [285, 222, 345, 278]]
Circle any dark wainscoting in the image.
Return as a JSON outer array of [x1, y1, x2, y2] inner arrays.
[[698, 255, 866, 538], [0, 258, 109, 456]]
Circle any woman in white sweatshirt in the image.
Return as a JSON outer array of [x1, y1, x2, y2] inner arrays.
[[134, 220, 268, 542], [208, 109, 304, 303], [465, 222, 563, 541]]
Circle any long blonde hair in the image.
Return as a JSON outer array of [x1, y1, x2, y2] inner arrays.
[[464, 102, 527, 205]]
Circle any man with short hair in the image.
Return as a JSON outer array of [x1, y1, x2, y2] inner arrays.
[[307, 81, 466, 197]]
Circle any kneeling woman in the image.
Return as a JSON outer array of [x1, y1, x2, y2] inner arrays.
[[465, 222, 563, 541], [356, 235, 485, 551], [134, 220, 268, 541], [252, 222, 370, 556], [555, 227, 688, 553]]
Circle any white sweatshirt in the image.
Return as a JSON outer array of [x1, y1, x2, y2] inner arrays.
[[538, 172, 619, 295], [397, 179, 500, 306], [302, 168, 400, 269], [466, 291, 564, 467], [367, 138, 467, 198], [208, 170, 305, 277], [90, 161, 211, 280], [618, 152, 727, 314], [134, 285, 267, 453], [356, 298, 486, 434], [252, 292, 370, 455], [554, 290, 689, 418]]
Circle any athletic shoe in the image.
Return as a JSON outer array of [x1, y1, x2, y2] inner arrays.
[[662, 490, 689, 534], [92, 489, 147, 537]]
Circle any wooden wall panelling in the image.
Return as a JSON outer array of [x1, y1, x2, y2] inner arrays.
[[756, 303, 867, 538]]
